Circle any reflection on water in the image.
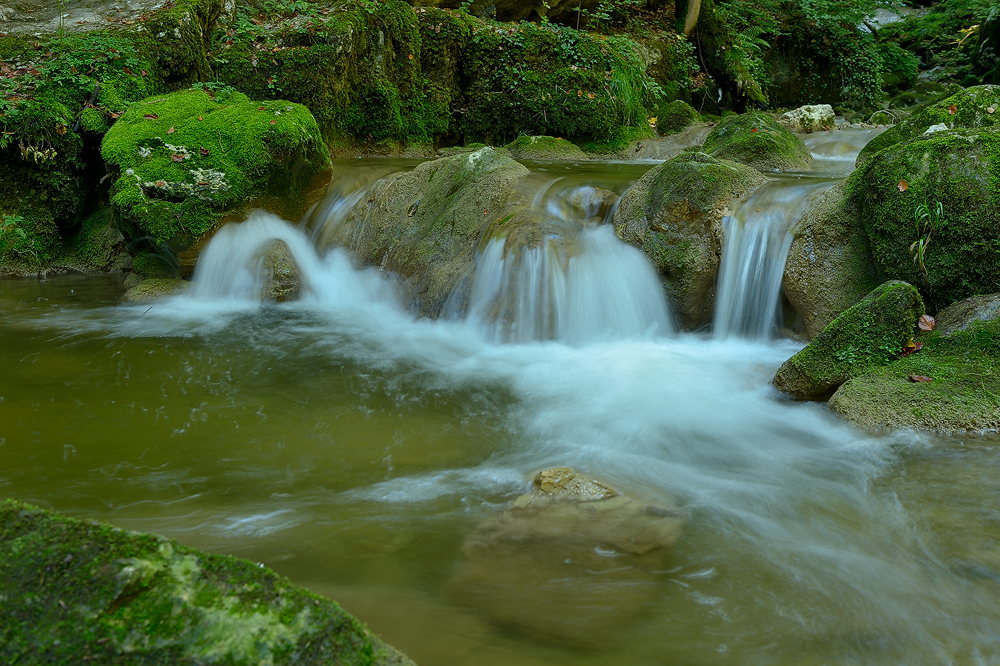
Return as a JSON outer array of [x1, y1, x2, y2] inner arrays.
[[3, 266, 1000, 665]]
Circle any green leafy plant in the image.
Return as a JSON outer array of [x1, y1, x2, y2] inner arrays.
[[910, 201, 945, 278]]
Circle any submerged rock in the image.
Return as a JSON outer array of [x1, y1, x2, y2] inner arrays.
[[655, 100, 702, 136], [783, 181, 879, 339], [779, 104, 836, 134], [701, 111, 812, 171], [0, 499, 414, 666], [614, 152, 768, 329], [503, 135, 587, 160], [318, 147, 531, 318], [260, 240, 301, 303], [451, 468, 683, 644], [102, 88, 330, 268], [773, 281, 925, 397], [829, 316, 1000, 433]]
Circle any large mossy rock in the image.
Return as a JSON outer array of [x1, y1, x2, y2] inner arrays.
[[779, 104, 835, 134], [102, 88, 330, 260], [773, 281, 925, 397], [848, 126, 1000, 312], [783, 181, 879, 339], [614, 152, 768, 330], [655, 100, 701, 136], [935, 292, 1000, 335], [856, 86, 1000, 166], [829, 318, 1000, 433], [318, 147, 530, 318], [503, 135, 587, 160], [0, 499, 413, 666], [702, 111, 812, 172], [451, 468, 682, 645]]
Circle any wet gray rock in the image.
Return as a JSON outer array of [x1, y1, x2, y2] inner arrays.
[[260, 240, 301, 303], [936, 293, 1000, 335], [779, 104, 836, 133]]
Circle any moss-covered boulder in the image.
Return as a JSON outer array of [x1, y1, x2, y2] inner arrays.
[[503, 135, 586, 160], [773, 281, 925, 397], [123, 277, 191, 302], [614, 152, 768, 329], [702, 111, 812, 172], [655, 100, 701, 136], [829, 318, 1000, 433], [318, 147, 530, 317], [783, 181, 879, 339], [102, 88, 330, 261], [856, 86, 1000, 166], [849, 127, 1000, 312], [0, 499, 412, 665]]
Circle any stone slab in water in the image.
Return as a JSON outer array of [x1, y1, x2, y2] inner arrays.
[[0, 498, 414, 666]]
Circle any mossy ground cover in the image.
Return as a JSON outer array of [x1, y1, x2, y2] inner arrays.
[[830, 319, 1000, 433], [701, 110, 811, 172], [102, 87, 329, 249], [773, 281, 925, 397], [0, 498, 411, 665]]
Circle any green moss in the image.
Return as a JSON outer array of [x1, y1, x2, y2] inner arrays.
[[830, 318, 1000, 432], [773, 281, 925, 397], [503, 135, 586, 160], [654, 100, 701, 136], [56, 207, 132, 272], [857, 86, 1000, 166], [848, 126, 1000, 312], [0, 498, 413, 665], [101, 88, 330, 247], [702, 111, 811, 172]]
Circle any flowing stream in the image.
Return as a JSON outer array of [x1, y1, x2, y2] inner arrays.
[[3, 139, 1000, 666]]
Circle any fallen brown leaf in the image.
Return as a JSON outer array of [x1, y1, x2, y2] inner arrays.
[[166, 126, 175, 134], [948, 104, 958, 115], [918, 314, 935, 331], [199, 147, 209, 156], [143, 113, 159, 120], [171, 154, 185, 162], [902, 338, 923, 357], [897, 179, 908, 192], [908, 374, 933, 383]]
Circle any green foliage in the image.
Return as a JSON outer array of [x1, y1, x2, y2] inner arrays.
[[910, 201, 945, 279], [461, 21, 660, 145]]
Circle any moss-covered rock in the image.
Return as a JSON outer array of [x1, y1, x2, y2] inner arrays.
[[702, 111, 812, 171], [856, 85, 1000, 166], [848, 126, 1000, 313], [783, 181, 879, 339], [0, 498, 413, 666], [123, 277, 191, 302], [502, 135, 586, 160], [613, 152, 768, 330], [102, 88, 330, 257], [829, 318, 1000, 433], [936, 292, 1000, 335], [318, 147, 530, 318], [773, 281, 925, 397], [654, 100, 701, 136]]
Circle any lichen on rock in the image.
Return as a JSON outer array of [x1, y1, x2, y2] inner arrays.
[[0, 498, 414, 666], [779, 104, 836, 134], [702, 111, 812, 172], [614, 151, 768, 330], [502, 135, 587, 160], [773, 281, 925, 398]]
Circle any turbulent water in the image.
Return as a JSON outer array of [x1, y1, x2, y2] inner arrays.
[[4, 131, 1000, 665]]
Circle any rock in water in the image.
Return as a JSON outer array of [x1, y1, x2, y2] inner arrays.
[[779, 104, 836, 133], [701, 111, 812, 172], [451, 468, 683, 645], [614, 152, 768, 329], [123, 278, 190, 303], [0, 499, 414, 666], [773, 281, 925, 397], [502, 135, 587, 160], [783, 181, 879, 338], [260, 240, 301, 303], [655, 100, 702, 136]]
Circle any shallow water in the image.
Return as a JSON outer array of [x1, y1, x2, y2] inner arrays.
[[4, 140, 1000, 664], [3, 268, 1000, 665]]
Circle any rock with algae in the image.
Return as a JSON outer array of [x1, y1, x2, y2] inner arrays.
[[0, 498, 413, 666], [701, 111, 812, 172], [451, 468, 683, 645], [614, 151, 768, 330], [773, 281, 925, 398], [502, 135, 587, 160]]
